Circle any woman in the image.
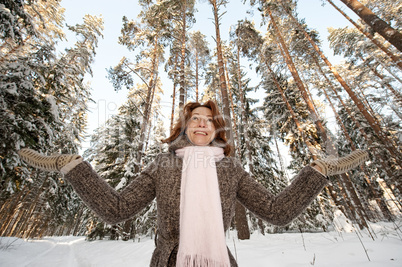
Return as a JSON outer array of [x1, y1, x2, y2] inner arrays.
[[18, 100, 368, 267]]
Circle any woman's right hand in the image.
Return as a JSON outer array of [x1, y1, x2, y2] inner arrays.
[[18, 148, 82, 172]]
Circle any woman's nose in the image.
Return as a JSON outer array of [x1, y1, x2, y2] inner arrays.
[[198, 119, 207, 127]]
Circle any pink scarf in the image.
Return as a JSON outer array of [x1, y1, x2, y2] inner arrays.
[[175, 146, 230, 267]]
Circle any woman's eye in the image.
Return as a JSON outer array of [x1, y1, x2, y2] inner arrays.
[[192, 116, 199, 120]]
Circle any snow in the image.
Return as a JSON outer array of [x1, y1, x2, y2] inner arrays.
[[45, 94, 60, 122], [1, 223, 401, 267]]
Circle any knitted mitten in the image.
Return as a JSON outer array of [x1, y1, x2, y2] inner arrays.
[[18, 148, 82, 172], [312, 150, 369, 176]]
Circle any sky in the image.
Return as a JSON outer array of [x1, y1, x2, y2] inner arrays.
[[59, 0, 359, 152]]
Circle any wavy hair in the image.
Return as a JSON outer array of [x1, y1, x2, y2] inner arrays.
[[162, 100, 231, 156]]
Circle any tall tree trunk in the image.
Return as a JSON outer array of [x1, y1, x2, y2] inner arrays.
[[324, 66, 400, 184], [272, 128, 289, 182], [265, 55, 374, 228], [264, 62, 365, 227], [124, 39, 159, 240], [311, 54, 399, 218], [317, 68, 356, 149], [265, 63, 319, 156], [339, 0, 402, 52], [236, 44, 253, 174], [266, 7, 334, 156], [195, 49, 199, 102], [135, 39, 159, 174], [0, 185, 29, 235], [224, 57, 241, 157], [211, 1, 234, 148], [334, 179, 367, 229], [281, 4, 402, 165], [16, 175, 49, 238], [170, 51, 180, 134], [325, 0, 402, 71], [210, 0, 250, 240], [179, 0, 187, 109]]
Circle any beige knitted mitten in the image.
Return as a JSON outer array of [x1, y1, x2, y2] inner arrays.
[[312, 150, 369, 176], [18, 148, 82, 172]]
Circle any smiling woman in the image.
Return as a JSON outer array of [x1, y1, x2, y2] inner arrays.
[[185, 107, 216, 146], [162, 100, 231, 156], [17, 100, 369, 267]]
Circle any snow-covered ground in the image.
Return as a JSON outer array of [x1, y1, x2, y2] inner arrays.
[[1, 221, 401, 267]]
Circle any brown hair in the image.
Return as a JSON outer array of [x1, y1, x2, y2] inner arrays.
[[162, 100, 231, 156]]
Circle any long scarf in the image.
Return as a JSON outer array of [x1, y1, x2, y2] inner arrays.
[[175, 146, 230, 267]]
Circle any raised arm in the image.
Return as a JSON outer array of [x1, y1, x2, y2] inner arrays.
[[235, 149, 368, 226], [65, 160, 156, 225], [236, 165, 328, 226], [18, 148, 157, 225]]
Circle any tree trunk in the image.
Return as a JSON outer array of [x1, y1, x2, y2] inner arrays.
[[266, 7, 333, 156], [324, 70, 400, 183], [210, 0, 250, 239], [265, 62, 319, 156], [236, 45, 253, 174], [339, 0, 402, 52], [282, 4, 402, 165], [126, 39, 159, 240], [235, 202, 250, 239], [265, 52, 374, 229], [135, 38, 159, 174], [310, 54, 357, 150], [310, 54, 398, 221], [72, 205, 85, 235], [340, 173, 370, 227], [211, 1, 234, 147], [195, 49, 199, 102], [272, 129, 289, 182], [170, 52, 179, 134], [325, 0, 402, 71], [179, 0, 187, 109], [0, 185, 29, 235], [224, 57, 241, 157]]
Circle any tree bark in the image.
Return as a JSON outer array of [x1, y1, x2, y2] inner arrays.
[[135, 38, 159, 174], [266, 7, 334, 156], [170, 51, 179, 134], [210, 0, 250, 239], [236, 45, 253, 174], [339, 0, 402, 52], [281, 4, 402, 165], [195, 48, 199, 102], [265, 63, 318, 156], [224, 57, 242, 157], [179, 0, 187, 109], [325, 0, 402, 71]]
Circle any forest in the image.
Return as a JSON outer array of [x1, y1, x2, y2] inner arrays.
[[0, 0, 401, 243]]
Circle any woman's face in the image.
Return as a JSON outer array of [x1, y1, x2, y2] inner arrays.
[[185, 107, 216, 146]]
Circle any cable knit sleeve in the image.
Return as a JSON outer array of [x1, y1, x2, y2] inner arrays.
[[64, 158, 158, 225], [235, 162, 329, 226]]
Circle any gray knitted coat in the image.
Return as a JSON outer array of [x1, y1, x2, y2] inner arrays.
[[65, 137, 328, 267]]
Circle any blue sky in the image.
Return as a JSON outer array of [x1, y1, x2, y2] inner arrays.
[[59, 0, 358, 150]]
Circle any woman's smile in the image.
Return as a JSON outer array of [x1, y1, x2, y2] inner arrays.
[[185, 107, 216, 146]]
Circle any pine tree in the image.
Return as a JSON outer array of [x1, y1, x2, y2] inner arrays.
[[189, 31, 210, 102], [83, 87, 166, 240], [0, 1, 103, 238], [234, 17, 334, 232], [0, 0, 36, 45]]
